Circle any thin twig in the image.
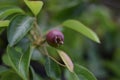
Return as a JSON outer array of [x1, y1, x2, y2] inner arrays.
[[43, 47, 66, 67], [30, 30, 37, 41], [48, 54, 66, 67], [34, 18, 42, 37]]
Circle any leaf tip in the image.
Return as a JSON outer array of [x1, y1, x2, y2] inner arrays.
[[24, 0, 44, 16], [96, 39, 101, 44]]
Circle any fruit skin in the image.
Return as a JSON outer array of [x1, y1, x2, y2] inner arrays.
[[46, 29, 64, 47]]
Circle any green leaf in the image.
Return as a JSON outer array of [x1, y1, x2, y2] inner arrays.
[[57, 50, 74, 72], [45, 57, 61, 79], [104, 61, 120, 77], [7, 15, 34, 46], [24, 0, 43, 16], [62, 20, 100, 43], [0, 20, 10, 27], [2, 53, 11, 66], [0, 66, 9, 75], [74, 64, 97, 80], [7, 45, 34, 80], [0, 28, 4, 34], [65, 70, 79, 80], [0, 6, 24, 19], [1, 70, 22, 80], [16, 37, 31, 53]]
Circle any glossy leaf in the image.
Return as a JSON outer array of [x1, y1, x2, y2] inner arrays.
[[24, 0, 43, 16], [0, 6, 24, 19], [74, 64, 97, 80], [62, 20, 100, 43], [7, 15, 34, 46], [45, 57, 61, 79], [7, 45, 33, 80], [57, 50, 74, 72], [0, 20, 10, 27]]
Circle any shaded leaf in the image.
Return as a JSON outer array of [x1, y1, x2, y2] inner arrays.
[[65, 69, 79, 80], [62, 20, 100, 43], [0, 28, 4, 34], [74, 64, 97, 80], [16, 37, 31, 53], [0, 66, 9, 75], [7, 15, 34, 46], [24, 0, 43, 16], [1, 70, 22, 80], [2, 53, 11, 66], [7, 45, 33, 80], [0, 6, 24, 19], [57, 50, 74, 72], [0, 20, 10, 27], [45, 57, 61, 79], [104, 61, 120, 77]]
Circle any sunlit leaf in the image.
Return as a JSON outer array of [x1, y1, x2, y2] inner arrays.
[[7, 15, 34, 46], [0, 20, 10, 27], [0, 6, 24, 19], [62, 20, 100, 43], [57, 50, 74, 72], [24, 0, 43, 16]]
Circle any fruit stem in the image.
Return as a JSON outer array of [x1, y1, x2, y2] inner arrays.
[[30, 17, 46, 46], [34, 18, 42, 37], [38, 46, 66, 67], [30, 18, 65, 67]]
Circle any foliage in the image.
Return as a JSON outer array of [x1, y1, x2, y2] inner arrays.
[[0, 0, 120, 80]]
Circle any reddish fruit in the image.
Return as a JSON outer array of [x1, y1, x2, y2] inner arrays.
[[46, 30, 64, 47]]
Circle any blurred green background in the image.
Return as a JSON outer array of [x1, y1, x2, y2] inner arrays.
[[0, 0, 120, 80]]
